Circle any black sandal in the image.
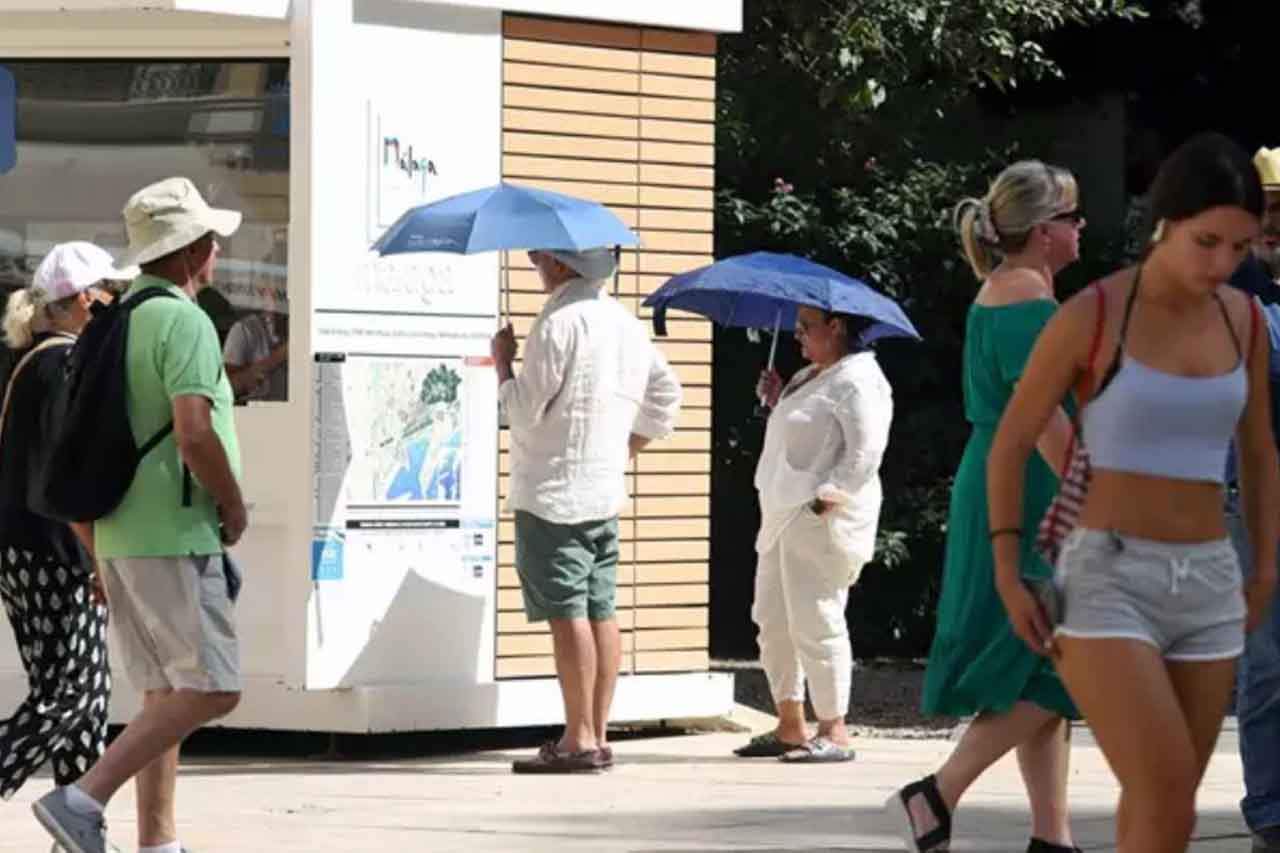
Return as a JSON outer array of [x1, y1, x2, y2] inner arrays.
[[733, 731, 805, 757], [1027, 840, 1081, 853], [884, 773, 952, 852]]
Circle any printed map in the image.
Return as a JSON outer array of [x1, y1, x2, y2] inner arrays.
[[344, 358, 463, 505]]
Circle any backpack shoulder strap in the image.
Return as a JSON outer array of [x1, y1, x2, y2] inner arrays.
[[122, 286, 181, 309], [0, 335, 75, 452], [118, 287, 191, 505]]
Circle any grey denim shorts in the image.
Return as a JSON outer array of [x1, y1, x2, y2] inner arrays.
[[1054, 528, 1246, 661]]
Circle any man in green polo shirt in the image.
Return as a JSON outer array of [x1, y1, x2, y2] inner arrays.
[[33, 177, 247, 853]]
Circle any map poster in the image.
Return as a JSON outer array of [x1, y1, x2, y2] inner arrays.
[[342, 357, 464, 507], [311, 348, 495, 586]]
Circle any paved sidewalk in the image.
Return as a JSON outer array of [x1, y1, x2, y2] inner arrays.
[[0, 724, 1251, 852]]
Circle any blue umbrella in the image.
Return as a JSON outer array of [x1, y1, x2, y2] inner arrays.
[[644, 252, 921, 364], [372, 182, 640, 256]]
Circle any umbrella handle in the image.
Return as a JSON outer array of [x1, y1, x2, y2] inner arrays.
[[502, 249, 512, 329], [613, 244, 621, 299], [766, 308, 782, 373], [757, 308, 783, 413]]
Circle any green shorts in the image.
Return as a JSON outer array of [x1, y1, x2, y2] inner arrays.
[[514, 511, 619, 622]]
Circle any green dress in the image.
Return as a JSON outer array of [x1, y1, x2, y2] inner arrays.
[[921, 300, 1079, 719]]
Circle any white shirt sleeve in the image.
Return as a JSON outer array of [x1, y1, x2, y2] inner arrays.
[[815, 379, 893, 506], [223, 319, 252, 367], [632, 345, 682, 440], [498, 318, 569, 432]]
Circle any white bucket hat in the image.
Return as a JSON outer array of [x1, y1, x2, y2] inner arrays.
[[32, 241, 136, 301], [547, 247, 619, 281], [119, 176, 242, 267]]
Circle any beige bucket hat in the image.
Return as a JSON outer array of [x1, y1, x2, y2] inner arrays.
[[119, 177, 242, 267], [1255, 148, 1280, 190]]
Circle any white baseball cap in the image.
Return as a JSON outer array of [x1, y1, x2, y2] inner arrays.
[[32, 242, 136, 301], [119, 176, 242, 267]]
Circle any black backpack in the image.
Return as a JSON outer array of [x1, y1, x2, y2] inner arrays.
[[35, 287, 184, 523]]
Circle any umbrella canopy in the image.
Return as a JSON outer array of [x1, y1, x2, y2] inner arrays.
[[372, 182, 640, 256], [643, 251, 921, 346]]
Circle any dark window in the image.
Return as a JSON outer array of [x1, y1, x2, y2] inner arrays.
[[0, 59, 291, 402]]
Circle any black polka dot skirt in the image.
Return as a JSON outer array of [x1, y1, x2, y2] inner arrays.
[[0, 545, 110, 799]]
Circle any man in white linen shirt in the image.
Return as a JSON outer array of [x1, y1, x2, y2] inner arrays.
[[491, 246, 681, 774]]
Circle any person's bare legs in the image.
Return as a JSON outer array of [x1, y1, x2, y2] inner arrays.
[[132, 689, 181, 847], [134, 747, 180, 847], [1163, 658, 1238, 847], [1016, 714, 1074, 846], [75, 690, 239, 807], [1166, 657, 1237, 782], [904, 700, 1059, 837], [775, 699, 809, 745], [590, 617, 621, 748], [548, 617, 597, 753], [1056, 638, 1233, 852], [816, 715, 851, 748]]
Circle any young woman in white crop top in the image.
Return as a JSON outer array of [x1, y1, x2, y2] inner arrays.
[[988, 133, 1280, 853]]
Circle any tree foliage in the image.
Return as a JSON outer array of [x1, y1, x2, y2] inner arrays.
[[420, 364, 462, 407], [711, 0, 1145, 659]]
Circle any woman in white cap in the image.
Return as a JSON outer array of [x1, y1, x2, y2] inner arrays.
[[0, 241, 130, 800]]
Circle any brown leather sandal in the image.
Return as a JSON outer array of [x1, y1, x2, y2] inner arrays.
[[511, 741, 605, 774]]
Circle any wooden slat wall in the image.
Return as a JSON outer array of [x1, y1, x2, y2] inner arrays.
[[496, 15, 715, 680]]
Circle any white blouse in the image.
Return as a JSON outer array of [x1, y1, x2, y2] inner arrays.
[[754, 351, 894, 569]]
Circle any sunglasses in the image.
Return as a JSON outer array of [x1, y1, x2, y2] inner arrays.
[[1049, 209, 1085, 225]]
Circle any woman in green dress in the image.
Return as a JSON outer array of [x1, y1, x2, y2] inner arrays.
[[885, 161, 1087, 853]]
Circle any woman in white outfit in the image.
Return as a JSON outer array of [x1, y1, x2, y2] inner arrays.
[[734, 305, 894, 762]]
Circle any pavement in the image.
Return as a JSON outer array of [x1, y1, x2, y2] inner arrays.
[[0, 715, 1255, 852]]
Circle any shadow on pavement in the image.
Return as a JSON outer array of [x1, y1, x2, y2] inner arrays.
[[433, 804, 1249, 851]]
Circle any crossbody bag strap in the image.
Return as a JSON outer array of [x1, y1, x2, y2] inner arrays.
[[1074, 282, 1108, 407], [0, 335, 75, 453], [1054, 283, 1108, 476]]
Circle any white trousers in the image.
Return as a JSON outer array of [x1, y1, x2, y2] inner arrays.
[[751, 507, 857, 722]]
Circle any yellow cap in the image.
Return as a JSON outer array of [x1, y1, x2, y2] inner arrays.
[[1255, 147, 1280, 189]]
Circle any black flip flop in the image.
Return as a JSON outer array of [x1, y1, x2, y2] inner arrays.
[[733, 731, 805, 757]]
